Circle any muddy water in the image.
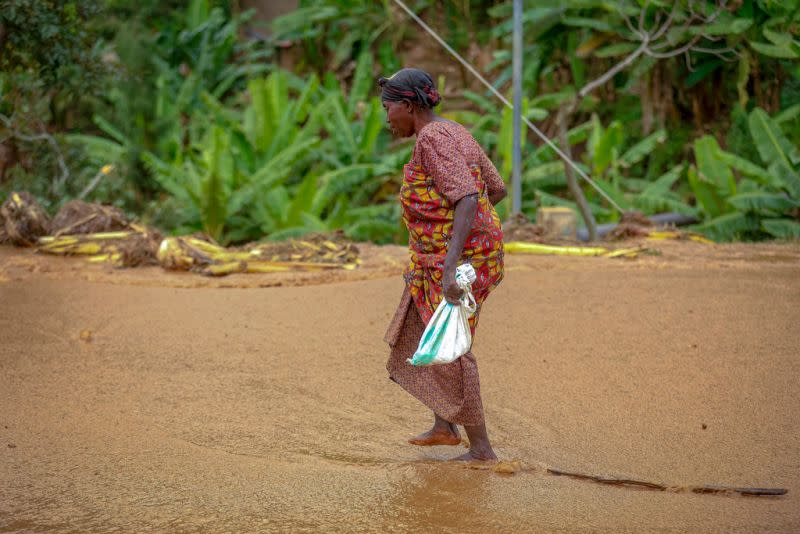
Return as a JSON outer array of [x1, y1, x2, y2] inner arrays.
[[1, 245, 799, 532]]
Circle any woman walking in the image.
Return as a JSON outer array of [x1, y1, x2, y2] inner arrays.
[[380, 68, 506, 461]]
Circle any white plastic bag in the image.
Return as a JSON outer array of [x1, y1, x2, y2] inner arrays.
[[407, 264, 478, 366]]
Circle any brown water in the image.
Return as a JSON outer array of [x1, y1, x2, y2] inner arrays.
[[1, 242, 799, 532]]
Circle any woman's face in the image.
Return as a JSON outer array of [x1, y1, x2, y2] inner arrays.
[[382, 100, 414, 138]]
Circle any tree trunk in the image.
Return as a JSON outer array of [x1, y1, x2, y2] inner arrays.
[[691, 92, 703, 132], [556, 105, 597, 241], [641, 71, 653, 135], [771, 62, 783, 114], [0, 140, 19, 183], [752, 58, 764, 110]]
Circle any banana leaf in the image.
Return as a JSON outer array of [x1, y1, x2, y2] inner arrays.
[[694, 212, 760, 241], [590, 119, 623, 176], [769, 161, 800, 198], [310, 164, 376, 214], [749, 41, 798, 59], [462, 91, 498, 114], [716, 150, 775, 185], [618, 130, 667, 168], [634, 193, 698, 216], [748, 107, 800, 166], [685, 60, 723, 89], [688, 164, 726, 218], [323, 94, 358, 161], [694, 135, 737, 197], [775, 104, 800, 125], [532, 120, 593, 160], [523, 161, 566, 183], [200, 127, 231, 241], [530, 89, 576, 110], [66, 134, 126, 165], [213, 63, 271, 99], [271, 6, 339, 38], [92, 114, 130, 146], [286, 173, 320, 226], [346, 219, 399, 243], [590, 176, 631, 212], [348, 51, 373, 118], [726, 192, 798, 212], [358, 99, 384, 159], [694, 17, 753, 35], [294, 74, 320, 124], [228, 136, 320, 215], [561, 16, 614, 33], [490, 6, 562, 40], [761, 219, 800, 239], [642, 164, 684, 196]]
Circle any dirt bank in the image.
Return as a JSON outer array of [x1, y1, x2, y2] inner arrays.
[[1, 240, 799, 532]]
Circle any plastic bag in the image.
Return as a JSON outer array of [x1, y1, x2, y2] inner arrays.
[[407, 264, 478, 366]]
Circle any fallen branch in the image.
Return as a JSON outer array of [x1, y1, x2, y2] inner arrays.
[[547, 468, 788, 497]]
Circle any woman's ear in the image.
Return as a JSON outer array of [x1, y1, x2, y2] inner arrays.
[[403, 100, 414, 114]]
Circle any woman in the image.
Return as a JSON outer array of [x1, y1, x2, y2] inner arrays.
[[380, 68, 506, 461]]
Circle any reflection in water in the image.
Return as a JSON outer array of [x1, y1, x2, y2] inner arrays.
[[379, 461, 504, 532]]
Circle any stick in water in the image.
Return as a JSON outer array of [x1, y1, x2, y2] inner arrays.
[[546, 468, 788, 497]]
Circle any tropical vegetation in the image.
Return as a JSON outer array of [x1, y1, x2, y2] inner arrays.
[[1, 0, 798, 242]]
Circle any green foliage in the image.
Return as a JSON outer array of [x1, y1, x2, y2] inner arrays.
[[6, 1, 800, 245], [271, 0, 403, 74], [634, 165, 697, 216], [139, 69, 405, 244], [0, 0, 105, 89], [691, 108, 800, 241], [66, 0, 272, 207], [0, 0, 109, 205]]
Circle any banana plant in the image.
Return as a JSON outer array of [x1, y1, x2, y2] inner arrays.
[[242, 71, 320, 163], [747, 14, 800, 60], [572, 116, 680, 221], [508, 114, 677, 224], [312, 52, 387, 167], [246, 163, 401, 244], [690, 108, 800, 240], [633, 164, 697, 217], [66, 0, 271, 206], [270, 0, 400, 74], [142, 71, 325, 244], [144, 65, 409, 244]]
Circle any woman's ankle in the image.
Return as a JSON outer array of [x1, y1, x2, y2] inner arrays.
[[432, 422, 456, 434], [469, 446, 496, 460]]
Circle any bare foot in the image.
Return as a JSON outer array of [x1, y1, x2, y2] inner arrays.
[[408, 427, 462, 446], [452, 449, 497, 462]]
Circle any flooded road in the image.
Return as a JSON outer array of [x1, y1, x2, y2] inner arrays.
[[1, 242, 798, 532]]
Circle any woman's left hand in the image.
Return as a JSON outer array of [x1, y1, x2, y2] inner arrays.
[[442, 269, 462, 304]]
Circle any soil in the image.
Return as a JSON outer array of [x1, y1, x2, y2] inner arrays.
[[1, 239, 799, 532], [500, 212, 546, 243]]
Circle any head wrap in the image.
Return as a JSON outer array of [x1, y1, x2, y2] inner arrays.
[[378, 68, 441, 109]]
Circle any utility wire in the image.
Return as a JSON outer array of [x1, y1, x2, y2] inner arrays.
[[390, 0, 624, 213]]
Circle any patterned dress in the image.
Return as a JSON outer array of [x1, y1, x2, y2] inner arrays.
[[384, 120, 505, 426]]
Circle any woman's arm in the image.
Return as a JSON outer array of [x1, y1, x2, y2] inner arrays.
[[442, 193, 479, 304]]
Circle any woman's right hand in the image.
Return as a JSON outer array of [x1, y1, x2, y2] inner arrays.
[[442, 269, 462, 305]]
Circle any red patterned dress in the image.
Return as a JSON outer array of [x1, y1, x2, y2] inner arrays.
[[384, 120, 505, 426]]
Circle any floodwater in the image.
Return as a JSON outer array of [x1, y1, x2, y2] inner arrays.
[[1, 242, 799, 532]]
